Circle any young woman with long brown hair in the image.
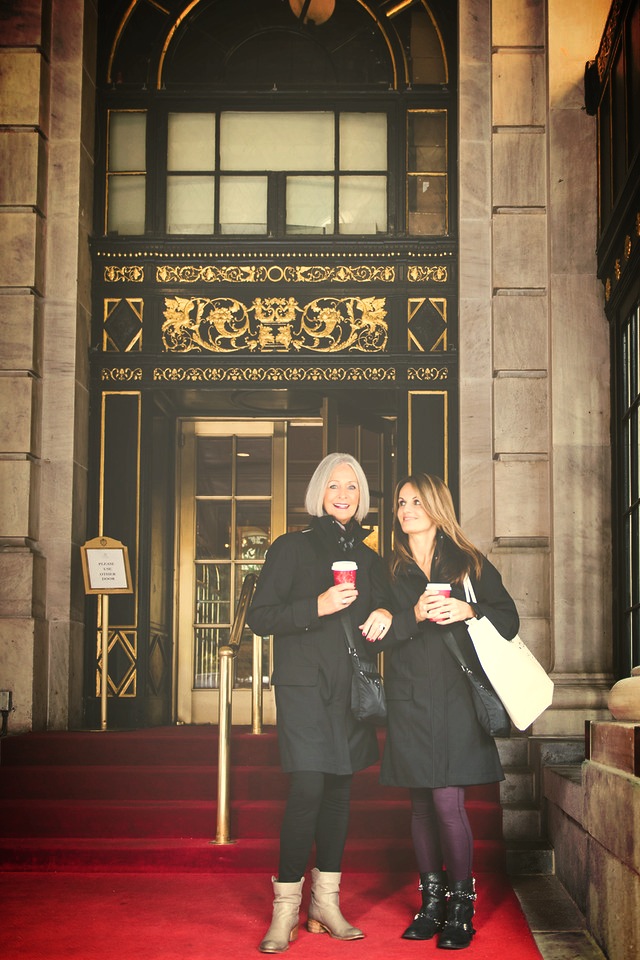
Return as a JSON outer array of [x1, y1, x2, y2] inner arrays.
[[362, 473, 519, 949]]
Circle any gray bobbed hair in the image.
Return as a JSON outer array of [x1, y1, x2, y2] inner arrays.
[[304, 452, 370, 523]]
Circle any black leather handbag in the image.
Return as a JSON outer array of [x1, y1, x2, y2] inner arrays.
[[444, 631, 511, 738], [341, 612, 387, 724]]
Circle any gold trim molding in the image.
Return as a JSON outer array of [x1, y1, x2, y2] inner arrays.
[[407, 265, 448, 283], [162, 296, 388, 353], [105, 266, 145, 282], [101, 368, 143, 381], [153, 366, 396, 383], [408, 366, 448, 381], [156, 264, 395, 284]]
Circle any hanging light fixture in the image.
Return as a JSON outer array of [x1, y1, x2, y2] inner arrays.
[[289, 0, 336, 25]]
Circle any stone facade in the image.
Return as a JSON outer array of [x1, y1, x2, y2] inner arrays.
[[0, 0, 614, 737]]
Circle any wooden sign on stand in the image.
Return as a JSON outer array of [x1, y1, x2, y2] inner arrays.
[[81, 537, 133, 730]]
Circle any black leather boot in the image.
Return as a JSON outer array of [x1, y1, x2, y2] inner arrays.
[[438, 877, 476, 950], [402, 871, 448, 940]]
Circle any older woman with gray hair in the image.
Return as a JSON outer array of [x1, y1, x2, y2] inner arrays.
[[247, 452, 391, 954]]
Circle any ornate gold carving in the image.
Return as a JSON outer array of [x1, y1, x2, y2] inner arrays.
[[104, 265, 144, 282], [407, 265, 448, 283], [162, 296, 388, 353], [153, 366, 396, 383], [408, 367, 448, 381], [101, 368, 143, 381], [605, 278, 611, 302], [615, 258, 621, 281], [636, 213, 640, 237], [156, 264, 394, 283], [624, 235, 632, 261]]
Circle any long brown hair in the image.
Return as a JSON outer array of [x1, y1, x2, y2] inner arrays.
[[390, 474, 483, 584]]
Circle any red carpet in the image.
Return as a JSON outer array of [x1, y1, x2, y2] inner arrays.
[[0, 727, 541, 958], [0, 870, 542, 959]]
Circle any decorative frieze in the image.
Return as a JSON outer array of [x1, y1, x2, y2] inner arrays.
[[152, 366, 396, 383], [161, 295, 388, 353], [156, 264, 395, 283]]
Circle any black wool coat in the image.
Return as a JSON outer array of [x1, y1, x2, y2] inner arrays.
[[375, 557, 519, 789], [246, 517, 389, 776]]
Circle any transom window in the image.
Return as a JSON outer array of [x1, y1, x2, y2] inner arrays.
[[105, 106, 451, 239]]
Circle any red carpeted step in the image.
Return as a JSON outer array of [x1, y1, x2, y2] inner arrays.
[[0, 727, 281, 767], [0, 836, 506, 874], [0, 762, 500, 804], [0, 795, 501, 842]]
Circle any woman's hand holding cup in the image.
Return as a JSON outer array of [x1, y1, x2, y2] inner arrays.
[[318, 562, 358, 616], [415, 583, 451, 623]]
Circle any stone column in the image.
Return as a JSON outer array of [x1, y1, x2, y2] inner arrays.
[[460, 0, 611, 734], [0, 0, 96, 732]]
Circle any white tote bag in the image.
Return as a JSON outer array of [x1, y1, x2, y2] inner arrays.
[[463, 577, 554, 731]]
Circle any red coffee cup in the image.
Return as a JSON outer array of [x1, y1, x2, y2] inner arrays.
[[332, 561, 358, 586], [425, 582, 451, 622]]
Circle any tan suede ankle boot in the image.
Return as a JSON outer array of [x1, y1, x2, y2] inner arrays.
[[259, 876, 304, 953], [307, 868, 364, 940]]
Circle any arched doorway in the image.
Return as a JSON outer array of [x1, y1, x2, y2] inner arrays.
[[87, 0, 458, 727]]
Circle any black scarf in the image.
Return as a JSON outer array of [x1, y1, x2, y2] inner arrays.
[[308, 514, 363, 559]]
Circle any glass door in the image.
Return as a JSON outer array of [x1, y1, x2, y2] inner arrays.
[[174, 411, 395, 724], [176, 420, 283, 724]]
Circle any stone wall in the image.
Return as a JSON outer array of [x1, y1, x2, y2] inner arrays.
[[544, 721, 640, 960]]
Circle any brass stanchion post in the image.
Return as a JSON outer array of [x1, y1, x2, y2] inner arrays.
[[251, 633, 263, 735], [214, 647, 236, 845], [100, 594, 110, 731]]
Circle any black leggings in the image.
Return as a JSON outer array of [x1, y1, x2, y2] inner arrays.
[[278, 771, 353, 882], [409, 785, 474, 883]]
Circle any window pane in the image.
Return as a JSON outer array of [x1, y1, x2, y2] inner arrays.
[[193, 626, 229, 688], [168, 113, 215, 171], [286, 176, 334, 235], [196, 501, 231, 559], [409, 112, 447, 172], [109, 111, 146, 171], [236, 437, 272, 496], [195, 563, 230, 624], [236, 502, 271, 560], [340, 113, 387, 170], [287, 424, 323, 525], [197, 437, 232, 495], [339, 176, 387, 234], [361, 427, 381, 492], [408, 174, 447, 235], [220, 176, 268, 234], [220, 112, 334, 170], [167, 175, 215, 234], [107, 175, 146, 234]]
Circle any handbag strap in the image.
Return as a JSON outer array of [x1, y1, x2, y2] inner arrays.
[[442, 629, 473, 671], [340, 611, 362, 666], [463, 574, 477, 605]]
